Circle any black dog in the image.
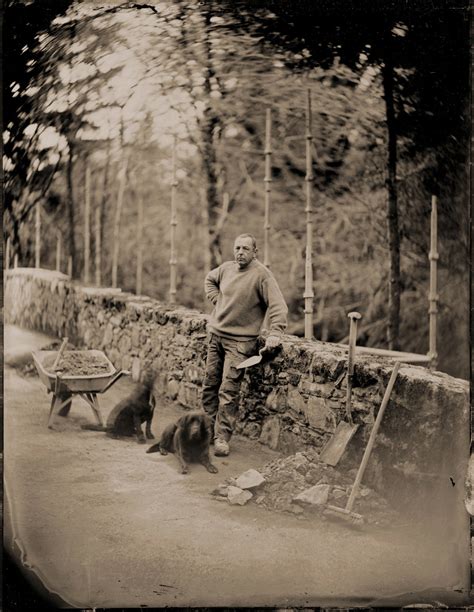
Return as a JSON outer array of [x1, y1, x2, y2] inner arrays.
[[82, 370, 156, 444], [146, 412, 218, 474]]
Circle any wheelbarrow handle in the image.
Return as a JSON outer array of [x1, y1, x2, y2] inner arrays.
[[101, 369, 130, 393]]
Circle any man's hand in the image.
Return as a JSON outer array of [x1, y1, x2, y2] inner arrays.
[[264, 335, 281, 350]]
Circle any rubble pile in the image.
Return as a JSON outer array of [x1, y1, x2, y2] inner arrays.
[[212, 449, 400, 526]]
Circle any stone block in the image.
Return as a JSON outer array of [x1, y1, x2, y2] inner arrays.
[[259, 417, 281, 450], [184, 365, 202, 384], [227, 486, 253, 505], [278, 430, 300, 454], [102, 324, 114, 347], [178, 381, 200, 409], [118, 333, 132, 354], [304, 396, 335, 431], [121, 354, 132, 371], [235, 469, 265, 490], [107, 348, 121, 369], [131, 326, 141, 348], [167, 378, 179, 400], [131, 357, 141, 381], [265, 387, 287, 412], [287, 387, 307, 414], [242, 422, 261, 440], [293, 484, 330, 506]]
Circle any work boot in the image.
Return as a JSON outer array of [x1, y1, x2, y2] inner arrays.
[[214, 438, 229, 457]]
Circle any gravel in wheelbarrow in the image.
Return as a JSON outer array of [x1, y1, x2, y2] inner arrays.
[[41, 350, 111, 376]]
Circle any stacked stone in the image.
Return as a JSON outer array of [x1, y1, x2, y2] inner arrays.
[[5, 268, 469, 520]]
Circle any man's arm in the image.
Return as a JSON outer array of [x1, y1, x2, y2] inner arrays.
[[261, 276, 288, 347], [204, 267, 221, 305]]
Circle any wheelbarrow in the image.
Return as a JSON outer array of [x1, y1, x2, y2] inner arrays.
[[31, 349, 130, 429]]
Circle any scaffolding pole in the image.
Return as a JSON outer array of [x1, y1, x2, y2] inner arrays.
[[35, 203, 41, 268], [84, 159, 91, 284], [304, 89, 315, 340], [263, 108, 272, 267], [169, 138, 178, 304], [136, 192, 144, 295], [428, 194, 438, 368], [56, 232, 61, 272], [95, 208, 101, 286]]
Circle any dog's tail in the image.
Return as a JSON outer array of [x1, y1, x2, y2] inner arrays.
[[146, 442, 161, 454], [81, 424, 109, 432]]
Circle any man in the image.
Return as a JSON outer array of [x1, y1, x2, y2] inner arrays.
[[202, 233, 288, 456]]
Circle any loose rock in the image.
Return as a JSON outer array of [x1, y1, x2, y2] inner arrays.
[[235, 469, 265, 490], [293, 484, 330, 507], [227, 486, 253, 506]]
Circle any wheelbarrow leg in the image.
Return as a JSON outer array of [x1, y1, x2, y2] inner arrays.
[[58, 397, 72, 417], [48, 394, 72, 429], [80, 392, 105, 427], [90, 394, 104, 427]]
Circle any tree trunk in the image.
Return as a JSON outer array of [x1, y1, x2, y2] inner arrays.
[[66, 140, 76, 277], [84, 157, 91, 284], [100, 141, 111, 283], [381, 47, 401, 351], [111, 158, 128, 288], [202, 7, 222, 269]]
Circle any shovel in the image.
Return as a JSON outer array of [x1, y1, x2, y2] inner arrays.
[[325, 360, 401, 524], [236, 348, 266, 370], [320, 312, 361, 466]]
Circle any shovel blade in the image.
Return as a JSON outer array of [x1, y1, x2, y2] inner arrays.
[[320, 421, 359, 466], [236, 354, 263, 370]]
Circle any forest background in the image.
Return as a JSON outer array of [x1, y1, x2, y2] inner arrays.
[[4, 0, 470, 378]]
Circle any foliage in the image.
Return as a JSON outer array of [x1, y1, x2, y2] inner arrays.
[[3, 0, 469, 378]]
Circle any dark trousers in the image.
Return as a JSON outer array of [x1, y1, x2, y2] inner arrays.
[[202, 333, 258, 441]]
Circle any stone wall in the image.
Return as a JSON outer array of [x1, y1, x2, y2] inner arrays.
[[5, 268, 469, 516]]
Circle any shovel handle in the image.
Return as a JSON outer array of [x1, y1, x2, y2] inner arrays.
[[52, 337, 69, 370], [346, 361, 400, 512]]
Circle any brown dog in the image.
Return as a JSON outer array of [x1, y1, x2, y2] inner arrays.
[[81, 370, 156, 444], [146, 412, 218, 474]]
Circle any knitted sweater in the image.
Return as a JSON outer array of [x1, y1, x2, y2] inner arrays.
[[204, 259, 288, 340]]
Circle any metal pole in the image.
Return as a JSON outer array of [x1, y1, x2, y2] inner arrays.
[[346, 312, 362, 424], [169, 138, 178, 304], [5, 237, 10, 270], [95, 207, 101, 286], [304, 89, 315, 339], [263, 108, 272, 267], [428, 195, 438, 368], [35, 202, 41, 268], [136, 193, 144, 295], [84, 158, 91, 284], [56, 232, 61, 272]]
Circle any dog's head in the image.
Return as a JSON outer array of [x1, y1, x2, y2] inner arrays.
[[180, 412, 212, 442], [136, 369, 157, 408], [140, 369, 156, 390]]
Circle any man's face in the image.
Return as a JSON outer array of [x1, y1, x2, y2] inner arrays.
[[234, 236, 256, 269]]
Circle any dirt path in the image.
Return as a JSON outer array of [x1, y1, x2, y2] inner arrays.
[[4, 325, 469, 607]]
